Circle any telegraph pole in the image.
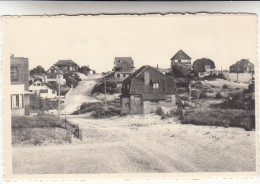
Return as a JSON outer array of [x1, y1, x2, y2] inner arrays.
[[104, 65, 108, 110], [58, 73, 61, 119]]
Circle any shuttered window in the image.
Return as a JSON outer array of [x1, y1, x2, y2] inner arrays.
[[11, 67, 18, 82], [11, 94, 24, 109]]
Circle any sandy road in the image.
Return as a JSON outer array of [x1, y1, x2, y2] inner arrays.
[[63, 74, 101, 114], [12, 114, 256, 174]]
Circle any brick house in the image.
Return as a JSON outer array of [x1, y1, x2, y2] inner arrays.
[[45, 65, 66, 85], [113, 57, 135, 82], [193, 58, 216, 77], [230, 59, 254, 73], [120, 65, 177, 114], [10, 54, 31, 116], [54, 60, 79, 72], [171, 50, 192, 69]]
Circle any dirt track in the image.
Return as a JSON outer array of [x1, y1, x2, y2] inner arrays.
[[12, 114, 256, 174]]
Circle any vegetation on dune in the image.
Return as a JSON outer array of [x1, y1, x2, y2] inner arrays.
[[30, 65, 46, 75], [30, 96, 58, 112], [64, 73, 82, 87], [91, 80, 120, 95], [182, 109, 255, 131]]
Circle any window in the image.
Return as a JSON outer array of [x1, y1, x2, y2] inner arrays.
[[37, 83, 41, 86], [11, 94, 23, 109], [123, 74, 126, 77], [33, 84, 36, 86], [178, 60, 181, 62], [10, 67, 18, 82], [52, 90, 56, 94], [151, 100, 159, 104], [47, 75, 56, 79], [51, 69, 55, 73], [166, 97, 171, 102], [133, 97, 141, 105], [153, 82, 159, 89], [117, 74, 120, 78], [40, 89, 48, 93]]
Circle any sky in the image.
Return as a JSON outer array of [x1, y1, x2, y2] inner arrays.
[[2, 14, 257, 73]]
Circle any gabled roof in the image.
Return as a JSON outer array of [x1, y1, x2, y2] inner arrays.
[[114, 57, 134, 66], [55, 60, 78, 66], [235, 59, 254, 68], [193, 58, 215, 72], [171, 50, 191, 60], [46, 65, 64, 74], [114, 60, 135, 69], [122, 65, 177, 99]]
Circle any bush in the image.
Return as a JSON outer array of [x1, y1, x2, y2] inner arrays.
[[199, 91, 207, 99], [12, 114, 63, 129], [191, 90, 201, 99], [30, 96, 58, 111], [223, 84, 228, 89], [91, 80, 120, 95], [182, 109, 255, 131], [216, 92, 223, 99]]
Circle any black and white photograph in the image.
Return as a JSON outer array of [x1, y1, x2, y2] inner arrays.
[[1, 11, 258, 180]]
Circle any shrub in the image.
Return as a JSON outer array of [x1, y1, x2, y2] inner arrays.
[[91, 80, 120, 95], [191, 90, 201, 99], [199, 91, 207, 99], [182, 109, 255, 131], [30, 96, 58, 111], [223, 84, 228, 89], [216, 92, 223, 99]]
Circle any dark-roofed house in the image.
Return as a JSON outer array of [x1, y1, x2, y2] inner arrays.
[[113, 57, 135, 82], [120, 65, 177, 114], [45, 65, 66, 85], [54, 60, 79, 72], [171, 50, 192, 69], [193, 58, 216, 77], [229, 59, 254, 73]]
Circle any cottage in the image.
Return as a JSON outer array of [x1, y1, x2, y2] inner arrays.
[[113, 57, 135, 82], [229, 59, 254, 73], [10, 54, 31, 116], [54, 59, 79, 72], [45, 65, 66, 85], [171, 50, 192, 69], [120, 65, 177, 114], [29, 79, 57, 99], [193, 58, 216, 77]]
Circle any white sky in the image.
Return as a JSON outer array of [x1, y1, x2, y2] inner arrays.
[[2, 14, 257, 73]]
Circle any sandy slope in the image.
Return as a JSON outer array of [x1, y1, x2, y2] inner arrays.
[[63, 74, 102, 114], [12, 114, 256, 174]]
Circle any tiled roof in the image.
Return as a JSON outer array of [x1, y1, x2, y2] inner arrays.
[[193, 58, 215, 72], [171, 50, 191, 60], [55, 60, 78, 66], [114, 57, 134, 66], [114, 60, 135, 69], [122, 65, 177, 100]]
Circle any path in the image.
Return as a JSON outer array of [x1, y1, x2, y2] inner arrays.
[[63, 74, 101, 114]]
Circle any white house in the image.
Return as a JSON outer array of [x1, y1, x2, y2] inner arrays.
[[29, 80, 57, 99], [45, 65, 66, 85]]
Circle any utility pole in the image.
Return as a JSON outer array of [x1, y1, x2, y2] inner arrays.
[[236, 69, 239, 82], [58, 73, 61, 119], [104, 65, 108, 111]]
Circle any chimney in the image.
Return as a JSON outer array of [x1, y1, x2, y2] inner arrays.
[[10, 54, 14, 58], [144, 71, 150, 85], [157, 64, 159, 69]]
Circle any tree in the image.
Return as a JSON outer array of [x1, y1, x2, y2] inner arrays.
[[171, 65, 193, 78], [30, 65, 46, 75]]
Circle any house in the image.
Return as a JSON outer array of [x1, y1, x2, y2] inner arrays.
[[10, 54, 31, 116], [29, 79, 57, 99], [193, 58, 216, 77], [113, 57, 135, 82], [171, 50, 192, 69], [54, 59, 79, 72], [45, 65, 66, 85], [120, 65, 177, 115], [229, 59, 254, 73]]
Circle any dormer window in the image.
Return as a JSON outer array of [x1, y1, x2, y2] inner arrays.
[[153, 82, 159, 89]]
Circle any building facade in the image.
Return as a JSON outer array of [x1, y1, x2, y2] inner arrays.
[[171, 50, 192, 69], [113, 57, 135, 82], [29, 80, 57, 99], [230, 59, 254, 73], [45, 65, 66, 85], [193, 58, 216, 77], [120, 65, 177, 115], [10, 54, 30, 116]]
